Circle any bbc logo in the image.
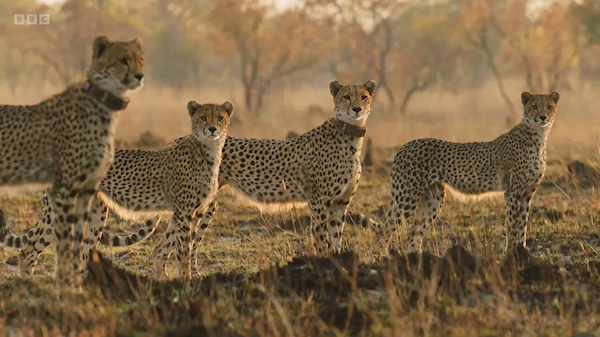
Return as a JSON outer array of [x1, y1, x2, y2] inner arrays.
[[14, 14, 50, 25]]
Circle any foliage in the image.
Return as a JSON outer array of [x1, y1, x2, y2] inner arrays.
[[0, 0, 599, 115]]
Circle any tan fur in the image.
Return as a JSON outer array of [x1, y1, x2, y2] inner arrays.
[[0, 36, 144, 287], [182, 80, 382, 257], [4, 101, 233, 280], [375, 92, 560, 254]]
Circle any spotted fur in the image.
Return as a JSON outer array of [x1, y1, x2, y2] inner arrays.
[[0, 36, 144, 288], [185, 80, 380, 257], [374, 92, 560, 253], [2, 101, 233, 279], [3, 80, 380, 275]]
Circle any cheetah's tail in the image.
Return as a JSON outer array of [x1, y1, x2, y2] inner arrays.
[[0, 209, 30, 248], [100, 217, 161, 247], [346, 211, 382, 231]]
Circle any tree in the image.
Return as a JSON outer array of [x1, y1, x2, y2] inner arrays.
[[394, 3, 466, 114], [495, 2, 583, 93], [211, 0, 331, 115], [572, 0, 600, 45], [303, 0, 406, 107], [458, 0, 518, 124], [2, 0, 141, 87]]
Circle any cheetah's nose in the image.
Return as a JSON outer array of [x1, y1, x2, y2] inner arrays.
[[134, 73, 144, 81], [208, 126, 217, 133], [539, 116, 547, 121], [352, 107, 362, 113]]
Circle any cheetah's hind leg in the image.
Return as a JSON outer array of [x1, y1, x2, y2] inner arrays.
[[408, 183, 445, 253]]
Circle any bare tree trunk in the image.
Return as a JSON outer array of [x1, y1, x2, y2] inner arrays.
[[400, 78, 431, 115], [467, 28, 517, 125], [378, 21, 395, 107], [255, 85, 266, 115], [363, 138, 373, 167]]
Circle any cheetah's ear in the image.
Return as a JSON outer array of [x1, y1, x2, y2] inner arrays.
[[93, 36, 111, 58], [187, 100, 201, 117], [521, 92, 533, 106], [363, 80, 377, 96], [549, 92, 560, 104], [329, 80, 343, 97], [221, 101, 234, 117]]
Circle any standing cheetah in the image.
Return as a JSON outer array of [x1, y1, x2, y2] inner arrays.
[[1, 101, 234, 279], [376, 92, 559, 253], [0, 36, 144, 287], [187, 80, 380, 257]]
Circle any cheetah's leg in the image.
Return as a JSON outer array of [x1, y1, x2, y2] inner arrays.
[[79, 196, 109, 280], [324, 183, 358, 253], [18, 193, 108, 278], [408, 183, 445, 253], [49, 186, 95, 288], [377, 173, 423, 252], [153, 220, 177, 277], [153, 211, 197, 278], [17, 193, 55, 277], [324, 200, 349, 253], [190, 201, 216, 270], [308, 200, 331, 256], [504, 188, 536, 250]]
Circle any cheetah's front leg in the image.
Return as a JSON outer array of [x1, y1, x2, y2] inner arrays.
[[191, 201, 216, 269], [504, 188, 536, 251], [308, 199, 331, 256], [324, 181, 359, 253], [153, 211, 197, 278], [49, 186, 95, 288], [324, 199, 349, 253]]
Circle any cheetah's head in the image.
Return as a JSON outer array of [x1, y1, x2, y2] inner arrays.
[[330, 80, 377, 126], [521, 91, 559, 129], [187, 101, 234, 141], [86, 36, 144, 96]]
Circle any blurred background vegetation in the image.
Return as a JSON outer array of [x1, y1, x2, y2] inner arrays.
[[0, 0, 599, 151]]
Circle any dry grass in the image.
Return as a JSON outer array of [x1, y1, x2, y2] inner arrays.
[[2, 81, 600, 335], [2, 146, 600, 336]]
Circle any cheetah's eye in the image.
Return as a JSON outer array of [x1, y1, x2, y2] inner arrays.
[[119, 58, 128, 65], [200, 116, 206, 121], [361, 95, 368, 100], [343, 95, 350, 100], [531, 105, 538, 111], [218, 116, 224, 122], [547, 105, 553, 110]]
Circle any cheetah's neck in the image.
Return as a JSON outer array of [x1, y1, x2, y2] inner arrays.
[[518, 119, 553, 164], [326, 119, 365, 157], [195, 136, 226, 168]]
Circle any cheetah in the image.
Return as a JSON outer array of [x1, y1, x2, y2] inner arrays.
[[375, 91, 560, 254], [1, 101, 234, 279], [182, 80, 381, 258], [0, 36, 144, 287]]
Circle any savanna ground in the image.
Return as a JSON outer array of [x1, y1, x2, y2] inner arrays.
[[2, 81, 600, 336]]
